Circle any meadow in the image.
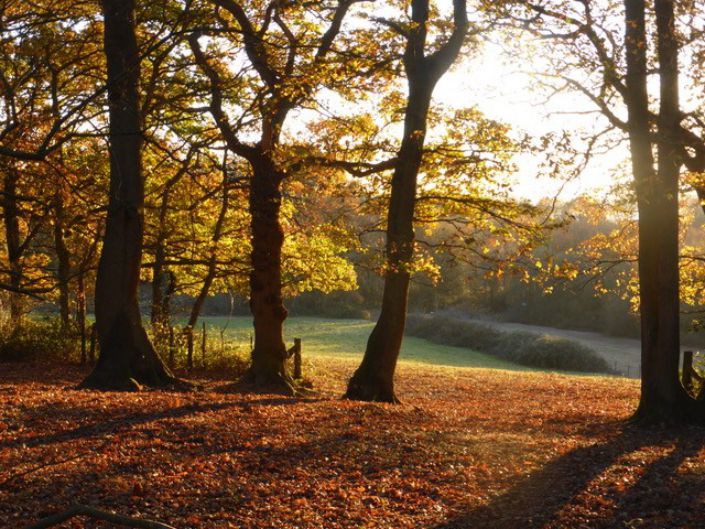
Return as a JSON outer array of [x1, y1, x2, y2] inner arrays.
[[191, 316, 525, 371]]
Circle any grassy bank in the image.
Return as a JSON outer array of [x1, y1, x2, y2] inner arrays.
[[189, 316, 524, 371]]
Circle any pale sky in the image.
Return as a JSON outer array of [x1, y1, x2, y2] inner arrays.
[[435, 40, 631, 203]]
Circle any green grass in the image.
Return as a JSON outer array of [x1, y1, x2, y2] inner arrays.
[[191, 316, 525, 371]]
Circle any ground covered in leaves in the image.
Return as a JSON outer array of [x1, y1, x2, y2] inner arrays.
[[2, 359, 704, 529]]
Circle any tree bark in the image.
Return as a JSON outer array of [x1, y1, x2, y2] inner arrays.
[[185, 169, 229, 331], [3, 168, 23, 328], [149, 188, 171, 358], [80, 0, 177, 390], [345, 85, 431, 402], [625, 0, 690, 422], [76, 272, 87, 364], [150, 162, 188, 326], [53, 190, 71, 331], [187, 3, 355, 392], [150, 249, 166, 325], [345, 0, 467, 402], [244, 155, 292, 391]]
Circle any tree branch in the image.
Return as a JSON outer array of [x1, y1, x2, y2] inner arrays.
[[427, 0, 469, 82], [25, 504, 177, 529], [187, 34, 257, 161], [211, 0, 279, 87]]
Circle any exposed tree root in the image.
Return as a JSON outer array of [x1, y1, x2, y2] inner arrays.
[[77, 371, 143, 392], [219, 366, 317, 398], [631, 393, 705, 426], [25, 504, 176, 529], [77, 344, 193, 392], [77, 370, 193, 392], [344, 373, 400, 403], [228, 368, 298, 396]]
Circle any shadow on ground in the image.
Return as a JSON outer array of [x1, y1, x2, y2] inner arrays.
[[432, 425, 705, 529]]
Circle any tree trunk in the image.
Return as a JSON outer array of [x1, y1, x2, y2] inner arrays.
[[625, 0, 689, 421], [160, 270, 175, 323], [53, 191, 71, 331], [345, 83, 431, 402], [244, 156, 291, 391], [345, 0, 467, 402], [151, 167, 185, 325], [3, 168, 23, 328], [80, 0, 176, 391], [185, 171, 229, 332], [77, 272, 87, 364], [151, 250, 165, 325]]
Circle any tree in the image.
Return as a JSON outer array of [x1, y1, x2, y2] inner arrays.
[[0, 1, 104, 162], [503, 0, 705, 421], [80, 0, 177, 390], [181, 151, 236, 369], [621, 0, 682, 419], [344, 0, 469, 402], [187, 0, 359, 392], [0, 2, 103, 328]]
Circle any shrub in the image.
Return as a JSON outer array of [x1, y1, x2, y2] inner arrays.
[[509, 335, 610, 372], [405, 313, 613, 374], [406, 315, 502, 351], [149, 322, 250, 376], [0, 317, 80, 363]]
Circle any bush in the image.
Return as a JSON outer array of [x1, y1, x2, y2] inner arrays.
[[0, 317, 80, 363], [406, 315, 502, 351], [150, 322, 251, 375], [507, 335, 609, 372], [405, 314, 612, 374]]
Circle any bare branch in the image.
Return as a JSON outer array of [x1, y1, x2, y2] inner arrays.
[[25, 504, 177, 529]]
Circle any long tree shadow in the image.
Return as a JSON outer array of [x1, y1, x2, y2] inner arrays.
[[590, 432, 705, 529], [0, 396, 308, 450], [432, 425, 705, 529], [0, 362, 87, 386]]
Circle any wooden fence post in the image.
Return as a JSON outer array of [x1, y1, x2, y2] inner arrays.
[[186, 327, 194, 370], [201, 321, 207, 368], [293, 337, 302, 380]]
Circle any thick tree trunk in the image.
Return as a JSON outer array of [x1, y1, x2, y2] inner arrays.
[[187, 6, 359, 393], [244, 156, 292, 392], [345, 0, 467, 402], [80, 0, 176, 391], [625, 0, 690, 422], [345, 84, 431, 402]]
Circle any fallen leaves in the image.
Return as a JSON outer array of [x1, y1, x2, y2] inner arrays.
[[1, 361, 705, 528]]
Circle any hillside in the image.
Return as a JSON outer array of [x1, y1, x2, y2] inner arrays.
[[2, 359, 703, 529]]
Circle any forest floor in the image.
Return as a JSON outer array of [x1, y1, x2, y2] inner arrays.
[[2, 359, 705, 529]]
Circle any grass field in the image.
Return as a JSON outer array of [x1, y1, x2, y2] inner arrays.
[[191, 316, 524, 371]]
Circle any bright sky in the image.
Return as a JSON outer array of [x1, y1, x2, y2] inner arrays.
[[435, 40, 631, 203]]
